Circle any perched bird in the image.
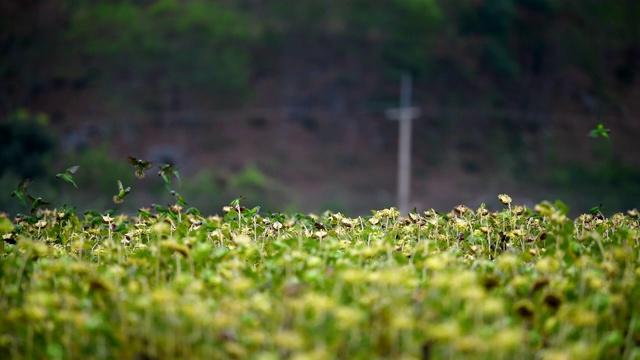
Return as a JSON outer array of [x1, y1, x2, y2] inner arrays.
[[137, 208, 152, 218], [113, 180, 131, 204], [158, 163, 180, 189], [170, 190, 187, 206], [128, 156, 153, 179], [151, 203, 178, 221], [56, 165, 80, 188], [185, 207, 202, 216], [151, 203, 167, 214], [589, 204, 603, 215], [11, 178, 32, 207], [589, 204, 605, 220], [26, 194, 50, 214]]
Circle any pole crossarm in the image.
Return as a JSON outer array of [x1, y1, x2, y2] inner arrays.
[[385, 107, 421, 121], [385, 73, 420, 216]]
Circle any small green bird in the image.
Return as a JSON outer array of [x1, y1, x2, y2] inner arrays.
[[138, 208, 152, 218], [26, 194, 50, 214], [56, 165, 80, 188], [113, 180, 131, 204], [128, 156, 153, 179], [589, 204, 603, 215], [185, 207, 202, 216], [170, 190, 187, 206], [11, 178, 32, 207], [151, 203, 167, 213], [589, 204, 605, 220], [158, 163, 180, 189], [588, 124, 610, 139]]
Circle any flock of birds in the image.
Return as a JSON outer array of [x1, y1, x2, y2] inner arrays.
[[10, 156, 184, 214]]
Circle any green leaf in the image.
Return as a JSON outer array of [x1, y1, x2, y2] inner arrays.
[[553, 200, 570, 215]]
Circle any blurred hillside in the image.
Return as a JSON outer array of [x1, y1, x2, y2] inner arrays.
[[1, 0, 639, 215]]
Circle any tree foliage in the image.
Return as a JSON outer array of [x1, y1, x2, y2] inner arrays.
[[0, 110, 54, 179], [64, 0, 255, 107], [0, 0, 637, 111]]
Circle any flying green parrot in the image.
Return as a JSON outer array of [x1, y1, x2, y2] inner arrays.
[[588, 124, 610, 139], [56, 165, 80, 188], [26, 194, 50, 214], [158, 163, 180, 189], [128, 156, 153, 179], [11, 178, 32, 207], [170, 190, 187, 206], [113, 180, 131, 204]]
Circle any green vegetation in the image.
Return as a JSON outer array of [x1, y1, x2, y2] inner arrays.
[[0, 110, 54, 179], [3, 0, 638, 109], [1, 5, 639, 355], [65, 0, 255, 107], [1, 156, 639, 358]]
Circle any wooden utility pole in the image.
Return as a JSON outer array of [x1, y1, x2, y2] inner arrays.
[[386, 73, 420, 216]]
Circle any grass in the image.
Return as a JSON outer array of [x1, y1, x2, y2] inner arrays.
[[1, 157, 639, 359]]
